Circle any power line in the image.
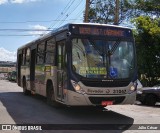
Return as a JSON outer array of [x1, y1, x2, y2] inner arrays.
[[0, 29, 53, 32], [0, 34, 43, 36], [0, 29, 51, 37], [72, 2, 86, 23], [48, 0, 75, 30], [0, 19, 82, 24], [55, 0, 84, 28], [73, 10, 84, 23], [0, 20, 52, 23], [0, 1, 85, 37], [62, 0, 75, 14]]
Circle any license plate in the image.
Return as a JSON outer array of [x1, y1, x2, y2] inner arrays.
[[101, 101, 113, 106]]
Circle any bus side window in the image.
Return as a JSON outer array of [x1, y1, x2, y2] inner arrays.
[[26, 48, 30, 65], [45, 38, 55, 64], [22, 49, 26, 65], [37, 41, 45, 64]]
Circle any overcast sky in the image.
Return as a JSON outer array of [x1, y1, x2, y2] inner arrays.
[[0, 0, 85, 61]]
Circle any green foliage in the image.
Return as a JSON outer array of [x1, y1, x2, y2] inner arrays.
[[133, 16, 160, 86], [88, 0, 115, 24], [88, 0, 134, 24], [133, 0, 160, 17], [88, 0, 160, 25]]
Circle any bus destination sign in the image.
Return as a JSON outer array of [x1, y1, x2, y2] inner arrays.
[[71, 25, 132, 37]]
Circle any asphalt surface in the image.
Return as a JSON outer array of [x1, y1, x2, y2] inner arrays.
[[0, 80, 160, 133]]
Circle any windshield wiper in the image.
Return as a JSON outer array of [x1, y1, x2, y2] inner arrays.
[[88, 39, 103, 55], [108, 39, 121, 55]]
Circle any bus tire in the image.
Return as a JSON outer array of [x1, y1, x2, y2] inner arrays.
[[46, 82, 61, 107], [23, 78, 31, 95]]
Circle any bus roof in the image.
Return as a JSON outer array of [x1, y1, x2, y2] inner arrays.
[[68, 22, 131, 29], [18, 23, 132, 50]]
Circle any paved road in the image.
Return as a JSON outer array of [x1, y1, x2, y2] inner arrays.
[[0, 80, 160, 133]]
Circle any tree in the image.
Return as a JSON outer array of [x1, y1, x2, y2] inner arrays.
[[132, 0, 160, 18], [87, 0, 160, 25], [132, 16, 160, 86], [88, 0, 133, 25]]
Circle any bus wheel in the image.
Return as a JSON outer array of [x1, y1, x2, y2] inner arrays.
[[46, 83, 61, 107], [23, 78, 31, 95]]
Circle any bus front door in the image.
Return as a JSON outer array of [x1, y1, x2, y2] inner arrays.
[[57, 41, 66, 101]]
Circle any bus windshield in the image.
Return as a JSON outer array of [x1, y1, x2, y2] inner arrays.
[[72, 38, 135, 79]]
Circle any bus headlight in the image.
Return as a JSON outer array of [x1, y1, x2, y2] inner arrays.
[[71, 80, 85, 94], [128, 83, 137, 93], [74, 84, 81, 91], [130, 86, 135, 91]]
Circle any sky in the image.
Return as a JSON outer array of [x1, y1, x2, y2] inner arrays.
[[0, 0, 85, 61]]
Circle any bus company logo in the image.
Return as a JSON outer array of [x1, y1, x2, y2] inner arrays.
[[2, 125, 11, 130], [87, 89, 103, 94], [106, 89, 110, 94]]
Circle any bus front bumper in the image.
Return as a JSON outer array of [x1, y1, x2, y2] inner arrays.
[[66, 90, 136, 106]]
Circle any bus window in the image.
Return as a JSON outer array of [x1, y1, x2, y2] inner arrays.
[[72, 39, 88, 76], [37, 42, 45, 64], [45, 38, 55, 64], [22, 49, 26, 65], [26, 48, 30, 65], [72, 38, 106, 78], [109, 41, 134, 78], [72, 38, 134, 79]]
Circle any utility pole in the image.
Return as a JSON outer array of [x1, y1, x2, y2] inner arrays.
[[84, 0, 90, 23], [114, 0, 119, 25]]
